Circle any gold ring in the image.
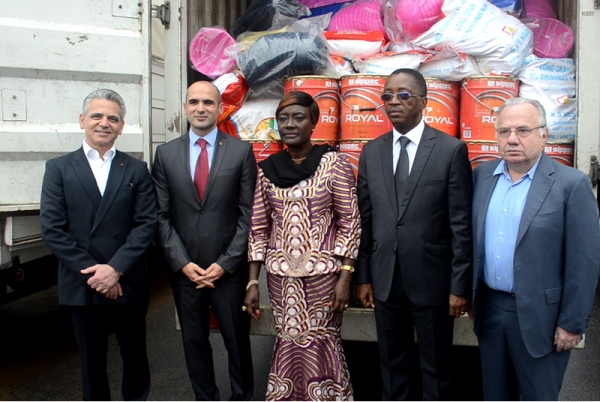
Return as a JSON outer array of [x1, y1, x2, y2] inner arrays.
[[242, 306, 247, 312]]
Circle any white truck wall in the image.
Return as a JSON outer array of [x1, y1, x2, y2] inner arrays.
[[0, 0, 151, 212]]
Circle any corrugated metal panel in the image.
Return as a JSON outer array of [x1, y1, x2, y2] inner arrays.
[[188, 0, 252, 44], [556, 0, 578, 61]]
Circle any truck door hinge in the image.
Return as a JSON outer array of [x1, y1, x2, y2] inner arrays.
[[152, 1, 170, 29]]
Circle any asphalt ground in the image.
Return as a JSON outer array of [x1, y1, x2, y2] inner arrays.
[[1, 267, 598, 400]]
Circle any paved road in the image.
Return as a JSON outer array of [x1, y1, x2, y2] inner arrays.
[[1, 268, 599, 400]]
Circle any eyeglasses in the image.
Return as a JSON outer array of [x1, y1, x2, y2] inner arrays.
[[381, 92, 422, 102], [496, 125, 546, 138]]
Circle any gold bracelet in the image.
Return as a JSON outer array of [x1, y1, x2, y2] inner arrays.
[[340, 265, 355, 273], [246, 279, 260, 291]]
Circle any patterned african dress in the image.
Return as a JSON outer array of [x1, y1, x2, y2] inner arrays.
[[248, 151, 361, 401]]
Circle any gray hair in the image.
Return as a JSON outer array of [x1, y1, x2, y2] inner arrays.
[[496, 97, 547, 135], [82, 89, 126, 120]]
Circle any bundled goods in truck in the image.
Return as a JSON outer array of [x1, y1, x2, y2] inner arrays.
[[189, 27, 237, 79], [219, 98, 281, 140], [230, 0, 310, 39], [521, 17, 574, 59], [328, 0, 387, 37], [418, 49, 481, 81], [386, 0, 444, 41]]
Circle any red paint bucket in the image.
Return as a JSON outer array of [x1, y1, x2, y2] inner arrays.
[[340, 75, 392, 140], [460, 77, 519, 141], [465, 141, 501, 170], [424, 79, 460, 138], [545, 142, 574, 167], [249, 141, 283, 163], [284, 76, 340, 141], [339, 140, 369, 180]]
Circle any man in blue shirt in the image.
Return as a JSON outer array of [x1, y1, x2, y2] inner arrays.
[[471, 97, 600, 400]]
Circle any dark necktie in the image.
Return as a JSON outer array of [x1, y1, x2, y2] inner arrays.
[[395, 136, 411, 211], [194, 138, 209, 201]]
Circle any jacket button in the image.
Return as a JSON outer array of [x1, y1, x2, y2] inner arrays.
[[200, 210, 205, 214], [397, 224, 402, 229]]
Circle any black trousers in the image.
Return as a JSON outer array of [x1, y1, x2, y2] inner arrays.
[[374, 266, 454, 401], [171, 281, 253, 401], [477, 285, 571, 401], [68, 301, 150, 401]]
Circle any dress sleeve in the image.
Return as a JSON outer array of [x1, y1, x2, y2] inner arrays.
[[248, 168, 273, 262], [331, 153, 361, 260]]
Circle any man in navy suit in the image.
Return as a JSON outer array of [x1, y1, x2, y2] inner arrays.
[[41, 89, 157, 400], [472, 97, 600, 400]]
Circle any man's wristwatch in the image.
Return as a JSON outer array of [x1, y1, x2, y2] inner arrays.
[[340, 265, 355, 273]]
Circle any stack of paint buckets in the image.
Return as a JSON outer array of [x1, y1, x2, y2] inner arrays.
[[460, 77, 574, 168], [274, 74, 574, 173]]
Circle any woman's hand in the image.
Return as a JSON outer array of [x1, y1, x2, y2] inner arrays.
[[244, 285, 261, 321], [330, 271, 352, 313]]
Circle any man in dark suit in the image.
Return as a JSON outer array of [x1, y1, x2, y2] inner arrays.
[[152, 81, 257, 400], [356, 68, 473, 400], [472, 97, 600, 400], [40, 89, 157, 401]]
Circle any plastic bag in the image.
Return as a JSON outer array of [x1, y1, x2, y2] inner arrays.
[[328, 0, 386, 37], [354, 51, 427, 75], [412, 0, 533, 76], [517, 55, 576, 141], [522, 18, 574, 59], [189, 27, 236, 79], [385, 0, 443, 41], [224, 98, 282, 140], [234, 30, 330, 96], [522, 0, 557, 19], [298, 0, 348, 8], [418, 48, 481, 81], [488, 0, 522, 17], [324, 30, 386, 59], [213, 73, 249, 125], [230, 0, 310, 39]]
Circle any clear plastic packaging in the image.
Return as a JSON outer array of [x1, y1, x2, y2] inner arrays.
[[212, 73, 250, 125], [522, 17, 574, 59], [385, 0, 443, 41], [233, 29, 331, 96], [418, 48, 481, 81], [521, 0, 557, 19], [328, 0, 386, 37], [189, 27, 236, 79], [230, 0, 311, 39], [488, 0, 522, 17]]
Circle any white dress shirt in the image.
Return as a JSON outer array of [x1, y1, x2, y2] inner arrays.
[[392, 119, 425, 174], [82, 140, 116, 196]]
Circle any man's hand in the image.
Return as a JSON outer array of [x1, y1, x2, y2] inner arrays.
[[356, 283, 375, 308], [196, 263, 226, 289], [181, 262, 214, 289], [449, 294, 468, 318], [554, 326, 581, 352], [105, 283, 123, 300], [81, 264, 121, 294]]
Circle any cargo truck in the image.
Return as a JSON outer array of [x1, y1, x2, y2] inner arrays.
[[1, 0, 598, 345]]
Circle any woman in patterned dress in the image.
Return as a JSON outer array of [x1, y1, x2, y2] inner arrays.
[[244, 91, 361, 401]]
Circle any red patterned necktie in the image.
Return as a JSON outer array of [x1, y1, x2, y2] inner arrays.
[[194, 138, 209, 201]]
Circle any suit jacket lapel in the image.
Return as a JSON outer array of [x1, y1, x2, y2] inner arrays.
[[379, 133, 397, 214], [71, 148, 102, 211], [516, 153, 555, 246], [203, 131, 227, 202], [181, 135, 202, 205], [92, 151, 127, 232], [398, 126, 436, 221]]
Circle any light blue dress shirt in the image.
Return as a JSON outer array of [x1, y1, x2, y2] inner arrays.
[[484, 157, 541, 293], [189, 128, 218, 181]]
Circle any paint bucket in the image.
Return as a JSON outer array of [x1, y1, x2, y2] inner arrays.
[[339, 140, 369, 180], [248, 140, 283, 163], [460, 77, 519, 141], [340, 75, 392, 140], [545, 142, 574, 167], [284, 76, 340, 141], [465, 141, 501, 170], [424, 79, 460, 138]]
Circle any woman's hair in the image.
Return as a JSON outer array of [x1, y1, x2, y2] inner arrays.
[[276, 91, 320, 125]]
